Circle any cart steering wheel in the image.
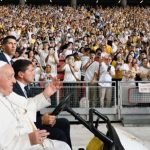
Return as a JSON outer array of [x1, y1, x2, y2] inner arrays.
[[51, 92, 73, 116]]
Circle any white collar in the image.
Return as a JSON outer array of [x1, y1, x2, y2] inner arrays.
[[0, 92, 4, 97], [17, 80, 27, 91], [3, 52, 12, 64]]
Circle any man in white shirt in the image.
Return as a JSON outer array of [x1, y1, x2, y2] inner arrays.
[[61, 55, 79, 107], [139, 58, 150, 81], [0, 61, 71, 150], [99, 56, 115, 107], [83, 50, 99, 107]]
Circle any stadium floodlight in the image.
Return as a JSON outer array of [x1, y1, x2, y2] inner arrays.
[[140, 0, 143, 3], [118, 0, 121, 3]]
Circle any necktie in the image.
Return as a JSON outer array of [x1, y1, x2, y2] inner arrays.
[[10, 60, 14, 65], [24, 86, 31, 98]]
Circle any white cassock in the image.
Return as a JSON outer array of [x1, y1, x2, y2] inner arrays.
[[0, 92, 71, 150]]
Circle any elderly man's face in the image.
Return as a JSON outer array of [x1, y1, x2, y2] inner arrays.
[[0, 65, 16, 96]]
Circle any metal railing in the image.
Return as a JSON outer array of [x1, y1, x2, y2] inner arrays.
[[29, 81, 117, 108], [119, 81, 150, 107], [28, 81, 150, 124]]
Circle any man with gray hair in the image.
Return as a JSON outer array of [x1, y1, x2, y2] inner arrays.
[[0, 61, 71, 150]]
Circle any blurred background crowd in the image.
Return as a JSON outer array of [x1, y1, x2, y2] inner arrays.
[[1, 5, 150, 85]]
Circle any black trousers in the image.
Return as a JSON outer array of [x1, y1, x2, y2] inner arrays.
[[35, 117, 72, 149]]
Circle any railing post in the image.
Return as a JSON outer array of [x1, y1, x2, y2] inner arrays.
[[121, 0, 127, 8], [118, 81, 122, 120], [19, 0, 25, 5], [71, 0, 77, 9]]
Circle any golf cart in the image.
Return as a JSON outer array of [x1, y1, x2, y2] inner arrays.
[[51, 93, 149, 150]]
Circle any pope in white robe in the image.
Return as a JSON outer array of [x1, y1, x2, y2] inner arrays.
[[0, 61, 71, 150]]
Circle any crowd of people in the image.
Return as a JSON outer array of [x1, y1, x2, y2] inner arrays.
[[1, 5, 150, 107], [1, 4, 150, 150]]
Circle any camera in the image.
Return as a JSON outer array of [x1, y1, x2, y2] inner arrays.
[[107, 66, 111, 72]]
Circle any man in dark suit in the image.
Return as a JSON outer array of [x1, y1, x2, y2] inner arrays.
[[12, 59, 72, 149], [0, 35, 16, 64]]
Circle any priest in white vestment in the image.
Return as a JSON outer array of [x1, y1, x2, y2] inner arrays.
[[0, 61, 71, 150]]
